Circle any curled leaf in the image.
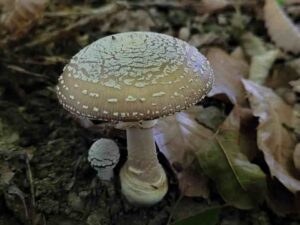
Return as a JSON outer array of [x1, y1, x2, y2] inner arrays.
[[242, 79, 300, 193], [264, 0, 300, 54], [0, 0, 48, 38]]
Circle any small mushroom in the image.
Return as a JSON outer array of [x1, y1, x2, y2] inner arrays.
[[56, 32, 214, 206], [88, 138, 120, 181]]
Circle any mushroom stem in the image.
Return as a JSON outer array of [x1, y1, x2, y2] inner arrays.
[[126, 127, 158, 173], [119, 122, 168, 206]]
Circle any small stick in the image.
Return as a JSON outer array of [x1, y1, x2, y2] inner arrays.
[[6, 64, 49, 80]]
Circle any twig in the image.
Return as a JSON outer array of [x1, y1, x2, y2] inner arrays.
[[2, 55, 68, 66], [6, 64, 50, 80], [15, 2, 128, 51], [25, 156, 36, 208]]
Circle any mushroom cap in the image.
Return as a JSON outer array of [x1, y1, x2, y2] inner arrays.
[[56, 32, 214, 121], [88, 138, 120, 169], [88, 138, 120, 181]]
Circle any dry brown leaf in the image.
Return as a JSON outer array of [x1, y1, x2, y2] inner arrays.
[[294, 144, 300, 172], [264, 0, 300, 54], [206, 48, 249, 104], [242, 79, 300, 193], [154, 107, 211, 198], [0, 0, 48, 38]]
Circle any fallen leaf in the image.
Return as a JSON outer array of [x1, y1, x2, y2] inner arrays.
[[242, 79, 300, 193], [292, 104, 300, 136], [241, 32, 267, 57], [0, 0, 48, 38], [154, 107, 210, 198], [195, 106, 226, 131], [264, 0, 300, 54], [155, 106, 267, 208], [241, 32, 279, 84], [249, 50, 279, 84], [206, 48, 249, 104], [293, 143, 300, 172], [195, 107, 267, 209], [188, 33, 219, 48]]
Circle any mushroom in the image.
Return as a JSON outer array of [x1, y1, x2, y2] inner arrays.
[[56, 32, 214, 206], [88, 138, 120, 181]]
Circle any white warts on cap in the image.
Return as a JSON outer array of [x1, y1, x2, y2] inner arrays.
[[56, 32, 214, 122]]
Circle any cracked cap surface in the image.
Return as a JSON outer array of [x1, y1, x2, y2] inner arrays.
[[56, 31, 214, 121]]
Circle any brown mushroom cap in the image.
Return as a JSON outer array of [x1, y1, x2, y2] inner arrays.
[[56, 32, 214, 121]]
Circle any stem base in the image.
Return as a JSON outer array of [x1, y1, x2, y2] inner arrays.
[[120, 163, 168, 206]]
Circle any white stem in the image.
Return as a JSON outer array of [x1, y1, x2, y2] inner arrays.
[[97, 168, 114, 181], [119, 121, 168, 206], [126, 127, 160, 182]]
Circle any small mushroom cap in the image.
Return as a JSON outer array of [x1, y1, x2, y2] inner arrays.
[[88, 138, 120, 180], [57, 32, 214, 121]]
